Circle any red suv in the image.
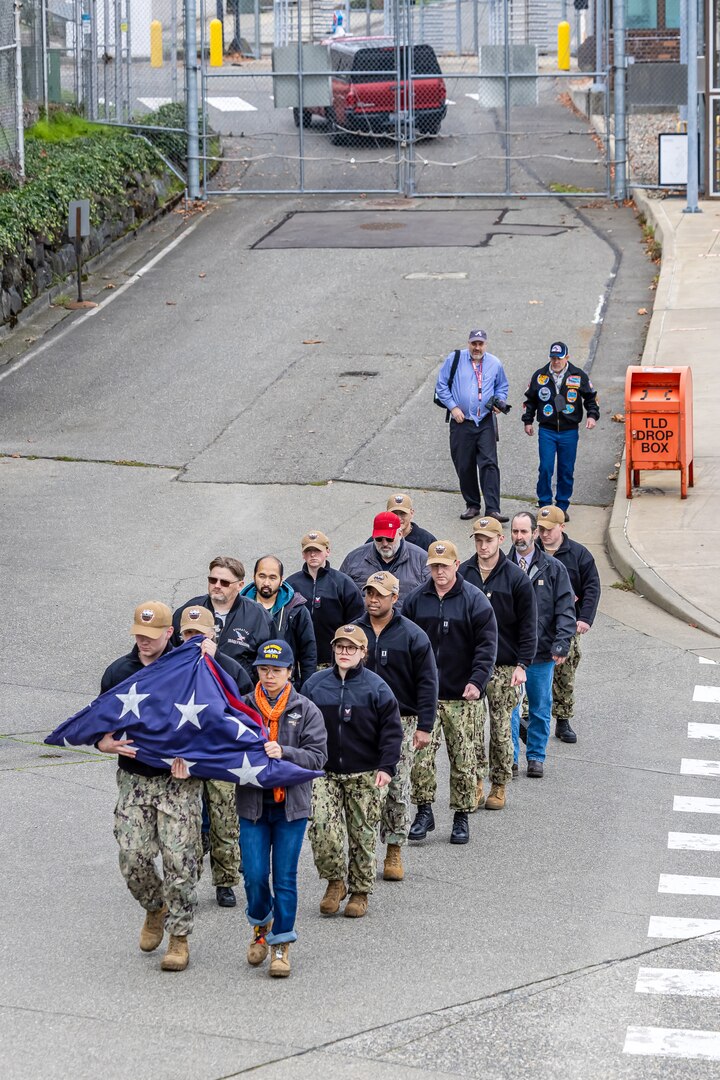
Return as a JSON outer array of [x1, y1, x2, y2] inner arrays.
[[294, 37, 447, 142]]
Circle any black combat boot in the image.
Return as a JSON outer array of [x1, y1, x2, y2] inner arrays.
[[450, 811, 469, 844], [409, 803, 435, 841]]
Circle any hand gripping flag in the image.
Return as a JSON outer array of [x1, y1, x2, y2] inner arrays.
[[45, 640, 324, 788]]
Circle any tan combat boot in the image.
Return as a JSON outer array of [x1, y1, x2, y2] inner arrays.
[[383, 844, 404, 881], [139, 904, 168, 952], [485, 783, 506, 810], [344, 893, 369, 918], [319, 879, 347, 915], [160, 934, 189, 971], [269, 942, 291, 978], [247, 923, 272, 966], [473, 781, 485, 810]]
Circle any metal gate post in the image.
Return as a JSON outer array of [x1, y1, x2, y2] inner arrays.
[[185, 0, 201, 198], [612, 0, 627, 203], [503, 0, 511, 195], [13, 0, 25, 177], [684, 0, 701, 211]]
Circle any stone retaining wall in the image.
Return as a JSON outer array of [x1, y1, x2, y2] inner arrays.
[[1, 170, 179, 327]]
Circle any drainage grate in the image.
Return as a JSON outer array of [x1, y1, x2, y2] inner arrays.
[[339, 370, 379, 377]]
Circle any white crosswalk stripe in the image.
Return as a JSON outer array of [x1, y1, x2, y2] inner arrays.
[[636, 968, 720, 997], [648, 915, 720, 939], [693, 685, 720, 703], [205, 96, 258, 112], [659, 874, 720, 896], [624, 1026, 720, 1060], [674, 795, 720, 814], [681, 758, 720, 777], [688, 722, 720, 739], [668, 831, 720, 850]]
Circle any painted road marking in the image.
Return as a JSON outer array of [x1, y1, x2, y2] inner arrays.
[[659, 874, 720, 896], [688, 723, 720, 740], [205, 96, 258, 112], [668, 831, 720, 851], [648, 916, 720, 939], [624, 1026, 720, 1060], [465, 92, 480, 101], [674, 796, 720, 814], [699, 656, 718, 664], [138, 97, 172, 109], [636, 968, 720, 997], [693, 685, 720, 703], [681, 758, 720, 777]]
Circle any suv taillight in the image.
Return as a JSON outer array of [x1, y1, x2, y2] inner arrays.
[[347, 89, 357, 108]]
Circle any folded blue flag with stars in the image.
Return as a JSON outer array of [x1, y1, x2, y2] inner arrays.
[[45, 639, 323, 788]]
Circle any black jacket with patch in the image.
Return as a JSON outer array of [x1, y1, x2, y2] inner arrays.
[[172, 594, 273, 681], [522, 360, 600, 432]]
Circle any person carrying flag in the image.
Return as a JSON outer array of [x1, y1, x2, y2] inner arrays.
[[97, 601, 203, 974], [237, 641, 327, 978]]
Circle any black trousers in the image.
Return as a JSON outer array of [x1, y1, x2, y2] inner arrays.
[[449, 415, 500, 513]]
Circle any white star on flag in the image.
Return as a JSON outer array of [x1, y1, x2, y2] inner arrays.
[[161, 758, 197, 773], [228, 715, 259, 741], [116, 683, 150, 719], [174, 691, 209, 730], [227, 753, 267, 787]]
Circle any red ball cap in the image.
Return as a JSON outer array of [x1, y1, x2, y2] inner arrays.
[[372, 511, 403, 539]]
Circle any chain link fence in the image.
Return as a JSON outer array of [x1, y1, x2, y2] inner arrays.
[[0, 3, 22, 177]]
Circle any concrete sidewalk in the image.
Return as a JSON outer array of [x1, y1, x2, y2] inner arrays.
[[608, 194, 720, 639]]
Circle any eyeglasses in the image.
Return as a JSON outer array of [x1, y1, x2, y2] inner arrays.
[[334, 643, 359, 654], [208, 575, 238, 588]]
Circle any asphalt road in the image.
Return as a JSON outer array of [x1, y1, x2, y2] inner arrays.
[[3, 193, 718, 1080]]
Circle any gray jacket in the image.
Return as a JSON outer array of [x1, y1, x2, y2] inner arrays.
[[235, 686, 327, 823], [339, 539, 430, 614]]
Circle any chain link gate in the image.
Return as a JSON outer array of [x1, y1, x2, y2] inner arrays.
[[194, 0, 612, 198]]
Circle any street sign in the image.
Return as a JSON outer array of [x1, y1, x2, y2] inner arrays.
[[67, 199, 90, 239]]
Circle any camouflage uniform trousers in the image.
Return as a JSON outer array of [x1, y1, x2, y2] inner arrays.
[[410, 699, 478, 812], [114, 770, 203, 937], [476, 666, 516, 786], [309, 771, 386, 895], [203, 779, 241, 888], [380, 716, 417, 847], [553, 633, 582, 721]]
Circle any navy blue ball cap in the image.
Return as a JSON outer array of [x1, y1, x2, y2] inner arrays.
[[549, 341, 569, 359], [253, 639, 295, 668]]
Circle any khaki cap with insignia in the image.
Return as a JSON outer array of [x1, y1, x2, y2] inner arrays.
[[472, 516, 503, 538], [179, 606, 215, 634], [330, 624, 369, 649], [131, 600, 172, 639], [364, 571, 400, 596], [386, 493, 413, 513], [301, 530, 330, 551], [537, 506, 566, 527], [427, 540, 459, 566]]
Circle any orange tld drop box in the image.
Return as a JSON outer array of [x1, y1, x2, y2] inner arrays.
[[625, 366, 694, 499]]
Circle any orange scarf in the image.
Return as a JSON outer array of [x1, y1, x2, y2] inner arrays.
[[254, 682, 292, 803]]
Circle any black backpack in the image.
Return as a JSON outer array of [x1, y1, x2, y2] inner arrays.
[[433, 349, 461, 423]]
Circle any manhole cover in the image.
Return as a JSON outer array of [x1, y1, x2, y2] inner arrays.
[[359, 222, 406, 231]]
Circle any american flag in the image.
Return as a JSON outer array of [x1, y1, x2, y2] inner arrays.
[[45, 640, 323, 788]]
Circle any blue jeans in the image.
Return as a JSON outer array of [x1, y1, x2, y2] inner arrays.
[[239, 806, 307, 945], [511, 661, 555, 764], [537, 426, 579, 511]]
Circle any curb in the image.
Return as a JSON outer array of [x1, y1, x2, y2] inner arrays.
[[605, 191, 720, 640]]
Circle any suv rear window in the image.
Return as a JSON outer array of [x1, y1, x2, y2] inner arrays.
[[347, 45, 441, 83]]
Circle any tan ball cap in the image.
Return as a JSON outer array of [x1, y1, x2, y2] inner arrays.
[[537, 506, 566, 528], [472, 516, 503, 538], [131, 601, 172, 639], [301, 530, 330, 551], [427, 540, 459, 565], [330, 624, 369, 649], [179, 606, 215, 634], [364, 571, 400, 596], [386, 493, 413, 513]]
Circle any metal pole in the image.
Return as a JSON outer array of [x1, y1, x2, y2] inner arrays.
[[684, 0, 700, 211], [254, 0, 261, 59], [103, 0, 110, 117], [503, 0, 510, 195], [125, 0, 132, 119], [612, 0, 626, 203], [171, 0, 178, 102], [591, 0, 604, 91], [185, 0, 200, 198], [13, 0, 25, 178], [40, 0, 49, 113], [114, 0, 121, 118]]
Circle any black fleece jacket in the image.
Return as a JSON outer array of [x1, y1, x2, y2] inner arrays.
[[459, 549, 537, 668], [359, 611, 439, 732]]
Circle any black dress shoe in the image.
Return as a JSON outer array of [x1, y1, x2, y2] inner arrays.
[[216, 886, 237, 908], [409, 803, 435, 841], [555, 719, 577, 743], [460, 507, 481, 521], [201, 831, 211, 857], [487, 511, 509, 524], [526, 760, 544, 778], [450, 811, 470, 844]]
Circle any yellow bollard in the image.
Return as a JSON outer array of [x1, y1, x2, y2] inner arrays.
[[557, 21, 571, 71], [150, 20, 163, 68], [209, 19, 223, 67]]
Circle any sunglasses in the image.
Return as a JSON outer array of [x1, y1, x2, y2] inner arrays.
[[208, 575, 238, 588]]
